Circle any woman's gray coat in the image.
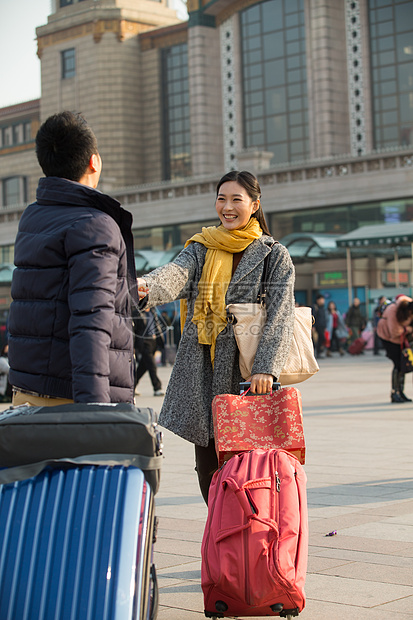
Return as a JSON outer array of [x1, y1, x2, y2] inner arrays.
[[145, 235, 295, 447]]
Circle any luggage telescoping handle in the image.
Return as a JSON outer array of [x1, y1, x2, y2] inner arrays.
[[239, 381, 281, 395]]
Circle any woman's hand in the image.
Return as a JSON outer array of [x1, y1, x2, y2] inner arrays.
[[249, 373, 274, 394], [137, 278, 149, 300]]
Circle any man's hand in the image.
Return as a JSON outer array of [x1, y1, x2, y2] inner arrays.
[[249, 373, 274, 394], [137, 278, 149, 299]]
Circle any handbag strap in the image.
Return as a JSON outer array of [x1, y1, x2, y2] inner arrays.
[[257, 247, 274, 306], [226, 243, 275, 325]]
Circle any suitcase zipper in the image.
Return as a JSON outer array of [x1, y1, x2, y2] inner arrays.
[[245, 454, 253, 606], [272, 452, 301, 609], [203, 461, 226, 585]]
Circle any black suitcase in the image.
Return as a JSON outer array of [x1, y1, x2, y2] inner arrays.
[[0, 403, 163, 492]]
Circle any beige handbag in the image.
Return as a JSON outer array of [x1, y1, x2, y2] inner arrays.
[[227, 303, 319, 384], [226, 251, 319, 384]]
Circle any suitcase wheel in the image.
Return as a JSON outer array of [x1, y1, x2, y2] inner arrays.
[[280, 608, 299, 618]]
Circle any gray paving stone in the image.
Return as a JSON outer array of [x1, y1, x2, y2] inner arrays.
[[304, 598, 413, 619], [3, 351, 413, 617], [306, 573, 413, 607], [320, 560, 413, 587], [141, 354, 413, 617]]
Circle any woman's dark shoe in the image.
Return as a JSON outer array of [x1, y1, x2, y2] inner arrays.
[[397, 372, 411, 402], [391, 391, 406, 403]]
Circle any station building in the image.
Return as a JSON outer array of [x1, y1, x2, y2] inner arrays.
[[0, 0, 412, 320]]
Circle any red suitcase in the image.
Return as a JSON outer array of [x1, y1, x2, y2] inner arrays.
[[348, 337, 366, 355], [201, 449, 308, 618]]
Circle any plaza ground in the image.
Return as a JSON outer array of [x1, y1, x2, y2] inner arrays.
[[1, 350, 412, 618], [136, 350, 413, 619]]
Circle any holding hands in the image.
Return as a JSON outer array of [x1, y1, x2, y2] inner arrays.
[[137, 278, 149, 300]]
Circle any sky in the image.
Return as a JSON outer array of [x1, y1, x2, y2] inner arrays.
[[0, 0, 187, 109]]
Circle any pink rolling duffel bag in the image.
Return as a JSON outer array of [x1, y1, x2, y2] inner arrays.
[[201, 448, 308, 619]]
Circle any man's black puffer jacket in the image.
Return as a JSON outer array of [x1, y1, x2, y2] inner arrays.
[[8, 177, 137, 403]]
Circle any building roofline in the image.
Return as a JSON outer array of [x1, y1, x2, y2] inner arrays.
[[0, 99, 40, 120], [139, 20, 187, 40]]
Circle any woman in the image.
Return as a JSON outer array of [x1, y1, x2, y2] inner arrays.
[[138, 170, 295, 503], [326, 301, 347, 357], [0, 344, 11, 403], [377, 295, 413, 403]]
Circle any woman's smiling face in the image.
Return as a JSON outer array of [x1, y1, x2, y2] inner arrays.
[[215, 180, 260, 231]]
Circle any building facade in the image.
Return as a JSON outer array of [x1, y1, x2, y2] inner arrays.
[[0, 0, 412, 314]]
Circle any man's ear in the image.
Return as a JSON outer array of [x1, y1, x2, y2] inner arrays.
[[89, 153, 99, 173]]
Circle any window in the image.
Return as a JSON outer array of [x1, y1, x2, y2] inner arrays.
[[369, 0, 413, 148], [60, 0, 74, 6], [0, 121, 32, 150], [2, 177, 26, 207], [0, 245, 14, 264], [270, 197, 413, 239], [161, 43, 191, 180], [13, 124, 24, 145], [61, 48, 76, 79], [240, 0, 308, 165], [2, 127, 12, 147], [24, 121, 32, 142]]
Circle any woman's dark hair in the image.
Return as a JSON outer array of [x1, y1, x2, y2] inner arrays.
[[36, 111, 98, 181], [216, 170, 271, 235], [396, 300, 413, 323]]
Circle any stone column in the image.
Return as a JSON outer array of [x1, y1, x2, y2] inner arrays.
[[187, 24, 224, 176], [305, 0, 351, 159]]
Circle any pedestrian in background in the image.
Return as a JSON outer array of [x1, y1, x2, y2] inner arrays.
[[0, 344, 12, 403], [377, 295, 413, 403], [373, 295, 389, 355], [134, 307, 165, 397], [345, 297, 366, 344], [137, 170, 295, 503], [312, 294, 328, 358], [326, 301, 347, 357]]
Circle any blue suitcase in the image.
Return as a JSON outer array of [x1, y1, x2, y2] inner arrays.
[[0, 465, 158, 620]]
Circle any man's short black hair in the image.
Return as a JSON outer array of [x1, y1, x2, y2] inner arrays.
[[315, 294, 325, 301], [36, 111, 98, 181]]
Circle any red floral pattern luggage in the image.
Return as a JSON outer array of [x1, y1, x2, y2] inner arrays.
[[212, 387, 305, 467]]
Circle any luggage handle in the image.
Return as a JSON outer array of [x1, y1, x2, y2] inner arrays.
[[218, 477, 279, 540], [239, 381, 281, 396]]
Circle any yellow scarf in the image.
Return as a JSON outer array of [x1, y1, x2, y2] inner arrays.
[[181, 218, 262, 364]]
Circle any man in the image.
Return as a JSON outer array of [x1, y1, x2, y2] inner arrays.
[[134, 307, 165, 397], [345, 297, 366, 345], [373, 295, 389, 355], [8, 111, 137, 405], [312, 294, 327, 358]]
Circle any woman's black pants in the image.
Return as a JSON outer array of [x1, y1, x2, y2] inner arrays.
[[194, 439, 218, 505]]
